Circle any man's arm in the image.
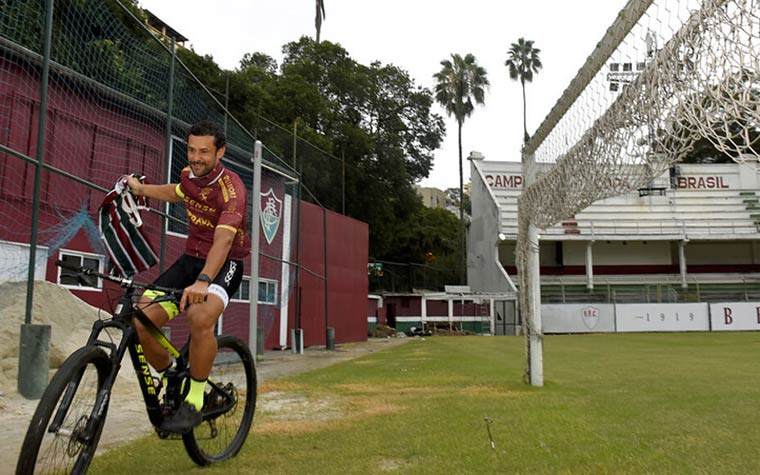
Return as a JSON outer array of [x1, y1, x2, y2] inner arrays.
[[125, 175, 183, 203], [180, 227, 236, 308]]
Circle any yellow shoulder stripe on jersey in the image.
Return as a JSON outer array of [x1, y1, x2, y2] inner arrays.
[[217, 224, 238, 234]]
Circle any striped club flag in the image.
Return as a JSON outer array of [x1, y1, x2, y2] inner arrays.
[[98, 175, 158, 277]]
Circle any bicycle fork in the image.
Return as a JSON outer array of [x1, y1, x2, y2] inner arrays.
[[46, 372, 113, 451]]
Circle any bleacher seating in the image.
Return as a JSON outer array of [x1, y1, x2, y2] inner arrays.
[[491, 182, 760, 239]]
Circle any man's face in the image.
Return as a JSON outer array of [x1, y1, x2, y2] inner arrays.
[[187, 134, 224, 177]]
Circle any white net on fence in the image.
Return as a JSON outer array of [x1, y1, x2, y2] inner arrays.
[[516, 0, 759, 381]]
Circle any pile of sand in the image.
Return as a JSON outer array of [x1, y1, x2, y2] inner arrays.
[[0, 281, 100, 394]]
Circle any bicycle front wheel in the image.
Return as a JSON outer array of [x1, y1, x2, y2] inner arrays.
[[16, 345, 111, 475], [182, 334, 257, 465]]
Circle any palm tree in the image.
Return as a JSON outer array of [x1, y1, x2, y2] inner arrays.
[[315, 0, 326, 43], [433, 53, 489, 284], [505, 38, 542, 143]]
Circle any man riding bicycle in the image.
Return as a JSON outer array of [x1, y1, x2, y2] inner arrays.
[[125, 120, 250, 433]]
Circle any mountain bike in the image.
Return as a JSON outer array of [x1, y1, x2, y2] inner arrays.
[[16, 260, 257, 474]]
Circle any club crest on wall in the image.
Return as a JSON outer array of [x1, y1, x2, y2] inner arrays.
[[581, 306, 600, 330], [260, 188, 282, 245]]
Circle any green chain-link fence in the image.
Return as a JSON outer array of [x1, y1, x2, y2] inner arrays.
[[0, 0, 346, 392]]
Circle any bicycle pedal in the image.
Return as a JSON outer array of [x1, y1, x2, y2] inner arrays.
[[154, 428, 182, 440]]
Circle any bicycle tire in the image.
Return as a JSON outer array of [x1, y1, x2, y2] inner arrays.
[[16, 345, 111, 475], [182, 334, 257, 465]]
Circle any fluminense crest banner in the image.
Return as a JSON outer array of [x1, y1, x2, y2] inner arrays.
[[260, 188, 282, 245]]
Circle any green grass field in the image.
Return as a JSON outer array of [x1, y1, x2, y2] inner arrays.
[[90, 333, 760, 474]]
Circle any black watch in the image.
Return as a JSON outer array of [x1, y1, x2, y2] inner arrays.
[[196, 273, 213, 285]]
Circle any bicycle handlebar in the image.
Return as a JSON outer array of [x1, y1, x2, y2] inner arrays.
[[55, 260, 183, 302]]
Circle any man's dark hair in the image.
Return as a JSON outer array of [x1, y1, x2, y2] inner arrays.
[[189, 120, 226, 149]]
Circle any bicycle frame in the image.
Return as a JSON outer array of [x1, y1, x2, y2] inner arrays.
[[49, 291, 184, 439], [17, 260, 256, 475]]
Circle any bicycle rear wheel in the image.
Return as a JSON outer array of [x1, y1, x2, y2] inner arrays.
[[16, 345, 111, 475], [182, 334, 256, 465]]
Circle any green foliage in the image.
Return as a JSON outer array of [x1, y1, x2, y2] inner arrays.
[[433, 53, 488, 282], [370, 206, 462, 291], [433, 53, 489, 124], [0, 0, 46, 51], [3, 0, 170, 109], [505, 37, 543, 84], [5, 1, 451, 268], [505, 37, 542, 143], [198, 36, 447, 262], [387, 206, 459, 263]]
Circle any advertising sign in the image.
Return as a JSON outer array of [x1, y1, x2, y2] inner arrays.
[[542, 304, 615, 333], [709, 302, 760, 331], [615, 303, 709, 332]]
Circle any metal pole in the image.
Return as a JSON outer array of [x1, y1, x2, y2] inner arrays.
[[679, 240, 688, 289], [160, 36, 176, 273], [527, 223, 543, 387], [223, 74, 229, 138], [323, 206, 331, 349], [341, 150, 345, 215], [585, 240, 594, 290], [24, 0, 55, 325], [249, 141, 263, 357], [522, 147, 543, 387], [292, 119, 298, 169], [19, 0, 55, 400], [293, 160, 303, 343]]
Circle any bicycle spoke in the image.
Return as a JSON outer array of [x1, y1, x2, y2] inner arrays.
[[182, 335, 256, 465]]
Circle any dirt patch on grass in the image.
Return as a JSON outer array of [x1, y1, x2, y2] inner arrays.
[[254, 391, 402, 435], [460, 386, 528, 398], [259, 391, 342, 421], [378, 457, 413, 471], [334, 383, 452, 396]]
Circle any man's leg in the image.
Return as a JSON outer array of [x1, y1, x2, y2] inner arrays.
[[134, 297, 172, 371], [184, 294, 225, 410]]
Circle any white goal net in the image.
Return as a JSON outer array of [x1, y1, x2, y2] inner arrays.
[[517, 0, 759, 385]]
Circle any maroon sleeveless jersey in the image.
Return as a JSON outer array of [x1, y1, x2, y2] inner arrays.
[[176, 162, 251, 260]]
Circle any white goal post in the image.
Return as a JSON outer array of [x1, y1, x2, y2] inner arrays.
[[518, 0, 760, 385]]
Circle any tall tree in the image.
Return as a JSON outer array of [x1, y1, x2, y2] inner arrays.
[[505, 38, 542, 143], [433, 53, 489, 284], [274, 38, 445, 257], [315, 0, 326, 43]]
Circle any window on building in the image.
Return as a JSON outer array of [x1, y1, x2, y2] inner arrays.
[[609, 62, 620, 72], [623, 62, 633, 72], [58, 251, 104, 289], [636, 61, 646, 71], [610, 82, 619, 92], [231, 277, 250, 302], [231, 277, 278, 305], [258, 279, 278, 305]]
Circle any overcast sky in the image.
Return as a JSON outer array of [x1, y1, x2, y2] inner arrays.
[[138, 0, 629, 190]]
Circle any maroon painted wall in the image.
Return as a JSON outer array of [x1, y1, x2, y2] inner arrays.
[[1, 54, 370, 350], [291, 201, 369, 347]]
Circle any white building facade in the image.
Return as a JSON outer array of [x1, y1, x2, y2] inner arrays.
[[469, 157, 760, 303]]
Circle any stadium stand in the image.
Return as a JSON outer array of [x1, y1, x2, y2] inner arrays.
[[469, 159, 760, 303]]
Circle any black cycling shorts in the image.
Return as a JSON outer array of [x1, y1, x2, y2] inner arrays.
[[152, 254, 244, 312]]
